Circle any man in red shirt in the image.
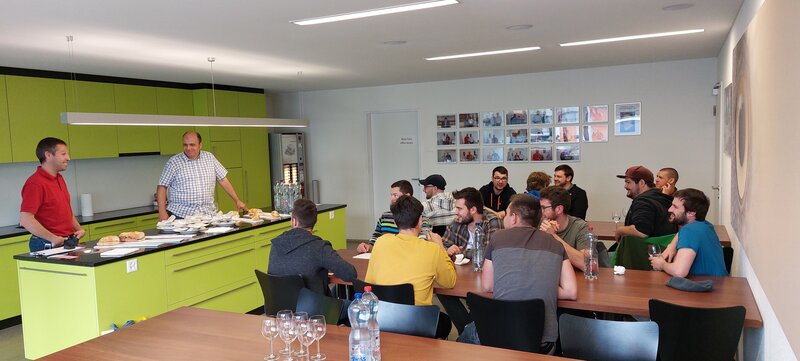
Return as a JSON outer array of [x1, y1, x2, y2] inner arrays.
[[20, 137, 85, 251]]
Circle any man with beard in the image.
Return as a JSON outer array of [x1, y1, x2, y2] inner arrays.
[[553, 164, 588, 220], [650, 189, 727, 276], [479, 166, 516, 219], [357, 180, 429, 253], [420, 174, 455, 236]]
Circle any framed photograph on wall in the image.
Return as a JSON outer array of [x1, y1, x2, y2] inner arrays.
[[506, 147, 529, 162], [556, 106, 579, 124], [554, 126, 580, 143], [482, 147, 503, 163], [584, 105, 609, 123], [505, 110, 528, 125], [459, 113, 479, 128], [506, 128, 529, 144], [529, 108, 554, 124], [460, 148, 480, 163], [437, 131, 456, 146], [482, 129, 504, 145], [614, 102, 641, 136], [556, 144, 580, 162], [530, 127, 553, 143], [481, 111, 504, 127], [530, 146, 553, 162], [581, 125, 608, 142], [437, 149, 457, 163], [459, 130, 480, 145], [437, 114, 456, 129]]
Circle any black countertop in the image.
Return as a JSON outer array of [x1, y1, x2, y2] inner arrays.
[[0, 205, 161, 239], [11, 204, 346, 267]]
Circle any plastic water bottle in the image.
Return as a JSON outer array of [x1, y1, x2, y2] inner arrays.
[[362, 286, 381, 361], [584, 226, 599, 280], [473, 222, 483, 272], [348, 293, 371, 361]]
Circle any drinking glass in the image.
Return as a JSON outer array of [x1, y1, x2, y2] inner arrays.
[[293, 312, 310, 358], [612, 211, 622, 226], [277, 310, 294, 356], [310, 315, 327, 361], [278, 321, 297, 361], [298, 320, 316, 361], [261, 317, 279, 361]]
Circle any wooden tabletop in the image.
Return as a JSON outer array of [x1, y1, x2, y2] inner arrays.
[[40, 307, 579, 361], [338, 249, 762, 328], [586, 220, 732, 247]]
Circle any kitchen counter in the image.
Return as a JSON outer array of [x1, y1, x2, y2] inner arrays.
[[0, 205, 160, 238]]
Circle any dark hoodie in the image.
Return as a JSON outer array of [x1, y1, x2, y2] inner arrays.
[[479, 182, 517, 213], [626, 188, 678, 237], [268, 228, 357, 296]]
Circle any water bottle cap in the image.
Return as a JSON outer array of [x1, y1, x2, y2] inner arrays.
[[588, 226, 594, 231], [364, 286, 372, 292], [354, 293, 362, 299]]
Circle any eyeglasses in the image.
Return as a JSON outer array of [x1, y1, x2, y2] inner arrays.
[[541, 205, 553, 210], [492, 176, 508, 181]]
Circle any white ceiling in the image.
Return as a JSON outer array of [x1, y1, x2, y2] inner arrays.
[[0, 0, 742, 93]]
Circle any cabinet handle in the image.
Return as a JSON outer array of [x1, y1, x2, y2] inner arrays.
[[172, 248, 253, 273], [244, 170, 249, 203], [187, 280, 257, 307], [95, 220, 136, 230], [19, 267, 87, 277], [170, 234, 253, 258], [259, 242, 271, 248]]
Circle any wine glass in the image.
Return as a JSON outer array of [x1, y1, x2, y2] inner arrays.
[[298, 320, 316, 361], [277, 310, 294, 356], [293, 312, 310, 358], [261, 317, 279, 361], [612, 211, 622, 226], [310, 316, 327, 361], [647, 244, 662, 270], [278, 320, 297, 361]]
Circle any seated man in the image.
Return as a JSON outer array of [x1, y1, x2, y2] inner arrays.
[[461, 194, 577, 354], [420, 174, 456, 236], [365, 195, 456, 338], [269, 199, 358, 296], [357, 180, 429, 253], [538, 186, 610, 269], [655, 167, 680, 196], [442, 187, 503, 257], [650, 189, 727, 276]]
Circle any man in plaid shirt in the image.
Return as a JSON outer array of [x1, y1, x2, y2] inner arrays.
[[442, 187, 503, 257], [419, 174, 455, 236]]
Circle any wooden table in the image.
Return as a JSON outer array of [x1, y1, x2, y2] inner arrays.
[[338, 250, 762, 328], [586, 220, 732, 247], [40, 307, 579, 361]]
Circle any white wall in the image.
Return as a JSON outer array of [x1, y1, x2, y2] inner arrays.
[[275, 58, 719, 241]]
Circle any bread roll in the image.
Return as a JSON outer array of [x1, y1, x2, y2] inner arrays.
[[119, 231, 146, 242], [271, 211, 280, 218], [97, 235, 120, 245], [248, 208, 261, 220]]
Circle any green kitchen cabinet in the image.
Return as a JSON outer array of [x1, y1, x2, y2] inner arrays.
[[114, 84, 159, 154], [315, 208, 347, 250], [215, 167, 243, 213], [241, 128, 271, 209], [210, 140, 242, 168], [6, 76, 68, 162], [193, 89, 241, 141], [0, 76, 11, 163], [65, 80, 119, 159], [237, 92, 267, 118], [156, 88, 195, 155], [0, 234, 29, 321], [88, 217, 139, 240]]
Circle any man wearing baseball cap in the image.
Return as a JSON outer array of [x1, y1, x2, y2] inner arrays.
[[420, 174, 455, 236], [613, 165, 677, 269]]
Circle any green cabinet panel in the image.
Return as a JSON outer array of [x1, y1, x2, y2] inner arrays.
[[241, 128, 271, 209], [156, 88, 195, 155], [211, 140, 242, 168], [114, 84, 159, 153], [216, 167, 243, 213], [95, 252, 167, 332], [88, 218, 138, 239], [165, 241, 254, 305], [137, 213, 160, 230], [65, 80, 119, 159], [237, 92, 267, 117], [6, 76, 68, 162], [0, 76, 12, 163], [168, 277, 261, 313], [210, 126, 242, 141], [0, 235, 29, 320], [193, 89, 239, 117], [315, 208, 347, 250]]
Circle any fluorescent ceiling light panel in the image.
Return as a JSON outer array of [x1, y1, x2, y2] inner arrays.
[[560, 29, 704, 47], [292, 0, 458, 25], [426, 46, 541, 61], [61, 113, 308, 128]]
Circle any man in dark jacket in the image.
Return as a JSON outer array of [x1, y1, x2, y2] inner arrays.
[[479, 166, 516, 219], [269, 199, 357, 296]]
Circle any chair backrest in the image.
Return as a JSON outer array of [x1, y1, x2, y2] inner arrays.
[[254, 270, 305, 315], [649, 299, 745, 361], [375, 300, 439, 338], [352, 279, 415, 305], [296, 287, 343, 323], [559, 313, 659, 361], [466, 292, 545, 353], [723, 245, 734, 274]]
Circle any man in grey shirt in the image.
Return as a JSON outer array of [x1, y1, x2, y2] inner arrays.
[[539, 186, 610, 269]]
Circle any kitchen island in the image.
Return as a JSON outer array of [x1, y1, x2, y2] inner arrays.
[[13, 204, 346, 360]]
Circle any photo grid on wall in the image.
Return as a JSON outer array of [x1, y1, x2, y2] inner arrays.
[[436, 102, 637, 163]]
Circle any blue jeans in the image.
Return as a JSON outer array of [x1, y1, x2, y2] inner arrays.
[[29, 236, 53, 252]]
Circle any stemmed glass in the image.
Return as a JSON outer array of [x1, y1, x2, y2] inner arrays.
[[647, 244, 662, 270], [298, 320, 316, 361], [310, 315, 327, 361], [261, 317, 279, 361], [292, 312, 310, 358], [277, 310, 295, 357], [612, 211, 622, 227]]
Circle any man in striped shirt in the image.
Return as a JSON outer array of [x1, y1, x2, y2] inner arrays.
[[420, 174, 455, 236], [357, 180, 430, 253]]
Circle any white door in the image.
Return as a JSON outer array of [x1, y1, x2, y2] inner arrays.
[[369, 111, 420, 224]]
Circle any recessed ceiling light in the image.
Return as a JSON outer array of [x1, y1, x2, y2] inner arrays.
[[559, 29, 704, 47], [426, 46, 541, 61], [383, 40, 407, 45], [506, 24, 533, 31], [662, 3, 694, 11], [291, 0, 459, 26]]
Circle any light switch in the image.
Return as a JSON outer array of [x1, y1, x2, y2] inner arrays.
[[329, 211, 334, 220], [126, 259, 138, 273]]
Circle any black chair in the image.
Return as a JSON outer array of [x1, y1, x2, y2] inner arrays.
[[559, 313, 659, 361], [254, 270, 305, 315], [466, 292, 545, 353], [649, 299, 745, 361], [352, 279, 415, 305], [375, 300, 440, 338], [296, 287, 344, 324], [723, 245, 734, 274]]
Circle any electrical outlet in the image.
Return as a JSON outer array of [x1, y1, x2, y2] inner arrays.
[[126, 259, 138, 273], [329, 211, 334, 220]]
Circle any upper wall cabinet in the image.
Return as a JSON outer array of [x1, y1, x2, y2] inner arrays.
[[6, 76, 68, 163], [237, 92, 267, 118], [156, 88, 195, 155], [0, 76, 12, 164], [114, 84, 159, 154], [194, 89, 241, 141], [65, 81, 119, 159]]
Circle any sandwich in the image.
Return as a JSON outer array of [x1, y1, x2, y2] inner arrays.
[[97, 235, 121, 246], [119, 231, 146, 242]]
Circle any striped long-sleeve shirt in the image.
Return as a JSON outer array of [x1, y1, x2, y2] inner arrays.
[[368, 211, 431, 244]]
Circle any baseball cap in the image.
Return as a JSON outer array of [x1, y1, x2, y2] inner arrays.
[[419, 174, 446, 190], [616, 165, 654, 184]]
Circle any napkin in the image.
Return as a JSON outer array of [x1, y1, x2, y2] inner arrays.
[[613, 265, 626, 275], [666, 277, 713, 292]]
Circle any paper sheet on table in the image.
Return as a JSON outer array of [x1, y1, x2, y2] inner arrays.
[[203, 227, 234, 234], [144, 235, 194, 241], [353, 253, 371, 260], [31, 246, 84, 257], [100, 248, 140, 257], [95, 241, 170, 249]]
